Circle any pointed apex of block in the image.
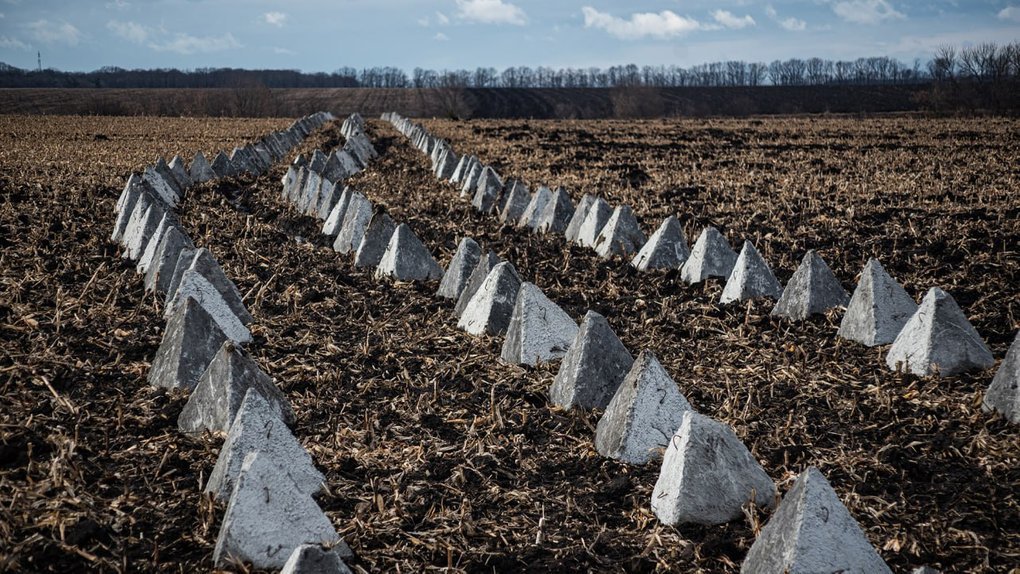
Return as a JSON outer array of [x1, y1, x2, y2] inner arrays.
[[518, 185, 553, 230], [471, 166, 502, 214], [147, 297, 229, 391], [375, 223, 443, 281], [772, 250, 849, 319], [281, 544, 353, 574], [886, 287, 994, 377], [549, 310, 634, 409], [984, 332, 1020, 424], [498, 180, 531, 225], [632, 215, 689, 271], [333, 192, 373, 255], [189, 151, 216, 184], [681, 226, 737, 284], [741, 466, 892, 574], [453, 251, 501, 318], [437, 237, 482, 300], [354, 212, 397, 269], [536, 187, 575, 235], [838, 258, 918, 346], [575, 197, 613, 248], [594, 204, 646, 259], [720, 240, 782, 304], [457, 261, 523, 336], [564, 194, 596, 244], [322, 186, 353, 237], [500, 282, 578, 366]]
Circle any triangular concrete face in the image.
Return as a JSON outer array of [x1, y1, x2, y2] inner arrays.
[[321, 151, 348, 183], [144, 225, 193, 293], [120, 191, 152, 249], [837, 258, 917, 346], [460, 162, 483, 198], [437, 237, 481, 300], [741, 467, 891, 574], [549, 310, 634, 409], [518, 186, 553, 230], [189, 151, 216, 184], [336, 150, 361, 178], [147, 298, 229, 391], [125, 202, 163, 261], [536, 188, 575, 235], [886, 287, 994, 377], [375, 223, 443, 281], [281, 166, 300, 200], [178, 341, 294, 434], [575, 197, 613, 248], [651, 411, 775, 526], [315, 180, 341, 221], [631, 216, 690, 271], [681, 226, 738, 284], [308, 149, 328, 174], [321, 187, 353, 237], [471, 167, 503, 214], [211, 150, 235, 178], [450, 155, 474, 185], [354, 212, 397, 269], [136, 213, 172, 274], [720, 241, 782, 304], [298, 171, 323, 214], [594, 205, 646, 259], [457, 262, 523, 336], [500, 282, 579, 366], [281, 544, 353, 574], [115, 172, 145, 215], [453, 251, 501, 318], [167, 249, 253, 325], [167, 270, 252, 344], [212, 452, 337, 569], [498, 181, 531, 225], [436, 150, 459, 181], [983, 332, 1020, 424], [145, 165, 181, 207], [164, 246, 198, 303], [595, 350, 693, 464], [168, 155, 194, 190], [333, 192, 373, 255], [288, 168, 310, 205], [772, 250, 849, 320], [206, 389, 324, 502], [564, 194, 595, 244]]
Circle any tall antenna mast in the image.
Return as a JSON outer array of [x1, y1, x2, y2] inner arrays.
[[37, 51, 42, 71]]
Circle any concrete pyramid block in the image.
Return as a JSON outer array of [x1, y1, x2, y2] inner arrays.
[[500, 282, 579, 366], [167, 267, 253, 344], [333, 192, 372, 255], [719, 241, 782, 304], [189, 151, 216, 184], [631, 216, 690, 271], [772, 250, 849, 319], [298, 171, 323, 214], [453, 251, 501, 318], [886, 287, 994, 377], [119, 188, 153, 247], [321, 151, 349, 183], [229, 147, 255, 176], [457, 262, 522, 336], [136, 213, 172, 274], [212, 452, 337, 569], [168, 155, 194, 190], [651, 411, 775, 526], [144, 225, 193, 293], [499, 181, 531, 225], [984, 332, 1020, 424], [575, 197, 613, 248], [281, 544, 353, 574], [167, 248, 253, 325], [206, 389, 324, 502], [211, 150, 236, 178], [321, 187, 353, 237], [450, 155, 474, 185], [164, 246, 197, 304], [471, 166, 502, 214], [595, 350, 693, 464], [594, 205, 646, 259], [336, 150, 361, 177], [308, 149, 327, 173], [681, 226, 738, 284], [375, 223, 443, 281], [115, 172, 145, 215], [518, 185, 553, 231], [741, 466, 891, 574], [549, 310, 634, 409], [564, 193, 596, 244], [288, 168, 310, 205], [178, 341, 294, 434], [147, 297, 228, 391], [125, 202, 163, 261], [837, 258, 918, 346], [281, 166, 300, 200], [314, 180, 340, 220], [460, 162, 483, 198], [437, 237, 481, 300], [146, 164, 181, 206], [536, 187, 575, 235], [354, 212, 398, 269], [436, 149, 459, 181]]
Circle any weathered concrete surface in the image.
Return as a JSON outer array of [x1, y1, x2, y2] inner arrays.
[[322, 187, 353, 237], [631, 216, 690, 271], [651, 411, 775, 526], [147, 297, 228, 391], [315, 181, 340, 221], [460, 162, 483, 198], [164, 246, 198, 305], [136, 213, 171, 274], [518, 186, 553, 231], [453, 251, 501, 318], [144, 225, 193, 293], [772, 250, 849, 319], [886, 287, 994, 377], [457, 262, 522, 336], [116, 182, 151, 245], [375, 223, 443, 281], [333, 191, 373, 255], [983, 331, 1020, 424], [536, 187, 575, 235], [211, 150, 236, 179], [354, 212, 398, 269], [741, 466, 892, 574], [167, 269, 252, 344], [437, 237, 481, 300], [308, 149, 328, 173], [594, 205, 646, 259], [167, 155, 194, 191], [189, 151, 216, 183], [719, 241, 782, 304], [450, 155, 476, 185], [298, 171, 323, 215], [143, 165, 180, 207], [680, 226, 737, 284], [471, 166, 502, 214], [549, 310, 634, 409], [564, 194, 595, 244], [169, 248, 253, 325], [837, 258, 917, 346], [124, 203, 162, 261], [500, 282, 578, 366], [280, 544, 353, 574], [575, 197, 613, 248]]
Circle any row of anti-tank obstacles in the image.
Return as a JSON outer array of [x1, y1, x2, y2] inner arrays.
[[276, 113, 906, 573], [110, 111, 363, 572], [382, 112, 1019, 425]]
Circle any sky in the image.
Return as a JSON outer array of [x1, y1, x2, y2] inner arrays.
[[0, 0, 1017, 73]]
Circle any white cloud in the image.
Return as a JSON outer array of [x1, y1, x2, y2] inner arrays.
[[455, 0, 527, 25], [765, 4, 806, 31], [418, 16, 430, 27], [150, 32, 241, 55], [0, 35, 30, 50], [436, 11, 450, 25], [998, 5, 1020, 22], [712, 10, 755, 29], [273, 46, 295, 55], [264, 11, 286, 27], [581, 6, 700, 40], [832, 0, 905, 24], [105, 0, 130, 9], [107, 20, 148, 44], [26, 19, 82, 46], [434, 32, 450, 41], [0, 12, 5, 18]]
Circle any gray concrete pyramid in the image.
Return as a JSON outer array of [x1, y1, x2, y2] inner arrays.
[[518, 186, 553, 230], [437, 237, 481, 300], [335, 150, 361, 177], [144, 225, 193, 293], [453, 251, 501, 318], [167, 248, 253, 325], [594, 205, 646, 259], [189, 151, 216, 183], [178, 341, 294, 434], [136, 213, 172, 274], [167, 155, 194, 190], [436, 149, 459, 181], [315, 180, 341, 221], [119, 191, 153, 248], [564, 194, 595, 244], [211, 150, 236, 178], [450, 155, 475, 185], [575, 197, 613, 248], [308, 149, 327, 173], [631, 216, 690, 271], [837, 258, 918, 346], [457, 262, 522, 336], [212, 452, 338, 569], [595, 350, 693, 464], [651, 411, 775, 526], [321, 187, 353, 237], [549, 310, 634, 409], [148, 161, 182, 204], [719, 241, 782, 304], [164, 246, 198, 304], [772, 250, 849, 319], [498, 181, 531, 225], [147, 297, 229, 391], [333, 191, 373, 255], [500, 282, 578, 366], [536, 187, 575, 235], [983, 332, 1020, 424], [460, 162, 483, 198], [298, 171, 323, 214], [289, 168, 311, 205], [471, 166, 503, 214], [124, 202, 163, 261], [114, 172, 145, 215], [167, 269, 252, 344], [375, 223, 443, 281], [282, 166, 302, 201], [206, 389, 324, 502], [886, 287, 994, 377], [281, 544, 353, 574], [230, 147, 256, 176], [741, 466, 891, 574], [354, 212, 397, 269], [680, 226, 738, 284], [321, 151, 349, 183]]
